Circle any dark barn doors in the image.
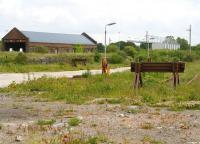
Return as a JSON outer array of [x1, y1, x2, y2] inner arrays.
[[4, 42, 26, 52]]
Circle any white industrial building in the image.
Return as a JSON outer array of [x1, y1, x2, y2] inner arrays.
[[130, 35, 180, 50], [152, 42, 180, 50]]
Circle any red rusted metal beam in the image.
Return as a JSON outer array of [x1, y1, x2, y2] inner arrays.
[[131, 62, 185, 88]]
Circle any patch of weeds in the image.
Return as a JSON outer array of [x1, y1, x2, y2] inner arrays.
[[87, 136, 98, 144], [82, 69, 91, 78], [97, 100, 106, 104], [68, 117, 81, 127], [150, 108, 161, 115], [87, 135, 108, 144], [169, 103, 200, 111], [91, 123, 97, 128], [24, 106, 34, 110], [37, 119, 56, 126], [175, 95, 188, 103], [142, 94, 157, 104], [140, 122, 154, 130], [185, 104, 200, 110], [42, 135, 108, 144], [127, 109, 141, 114], [107, 98, 122, 104], [54, 108, 65, 117], [96, 98, 122, 104], [140, 107, 149, 114], [142, 135, 164, 144], [168, 106, 185, 112], [54, 108, 74, 117], [129, 100, 144, 106]]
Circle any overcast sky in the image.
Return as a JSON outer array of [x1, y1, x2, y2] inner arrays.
[[0, 0, 199, 45]]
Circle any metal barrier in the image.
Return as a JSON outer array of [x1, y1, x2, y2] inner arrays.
[[131, 62, 185, 88]]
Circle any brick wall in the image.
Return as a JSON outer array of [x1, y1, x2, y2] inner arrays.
[[28, 42, 96, 53]]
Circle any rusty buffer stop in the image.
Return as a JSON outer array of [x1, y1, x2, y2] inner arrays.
[[131, 62, 185, 88]]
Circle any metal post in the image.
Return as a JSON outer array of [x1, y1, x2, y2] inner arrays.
[[187, 25, 192, 54], [146, 31, 151, 62], [146, 31, 149, 58], [103, 22, 116, 74], [189, 25, 192, 54], [105, 25, 107, 59], [118, 32, 120, 49]]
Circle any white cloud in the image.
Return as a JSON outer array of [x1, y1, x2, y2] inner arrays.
[[0, 0, 200, 44]]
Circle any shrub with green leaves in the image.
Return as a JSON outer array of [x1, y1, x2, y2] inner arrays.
[[109, 53, 124, 64], [74, 44, 83, 53], [124, 46, 138, 58], [183, 54, 193, 62], [14, 53, 27, 64], [94, 52, 101, 62], [107, 44, 119, 53], [37, 119, 56, 126], [82, 69, 91, 78], [33, 46, 49, 53], [68, 117, 81, 126]]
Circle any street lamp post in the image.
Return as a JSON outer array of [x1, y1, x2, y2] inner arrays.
[[146, 31, 152, 62], [104, 22, 116, 58], [102, 22, 116, 74], [187, 25, 192, 54]]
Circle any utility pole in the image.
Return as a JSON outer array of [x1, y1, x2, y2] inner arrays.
[[146, 31, 150, 59], [187, 25, 192, 54], [103, 22, 116, 74], [105, 26, 107, 58]]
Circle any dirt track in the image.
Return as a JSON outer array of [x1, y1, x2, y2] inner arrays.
[[0, 67, 130, 88], [0, 94, 200, 144]]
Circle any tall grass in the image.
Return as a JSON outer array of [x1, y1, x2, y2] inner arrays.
[[1, 61, 200, 105], [0, 52, 128, 72], [0, 50, 200, 72]]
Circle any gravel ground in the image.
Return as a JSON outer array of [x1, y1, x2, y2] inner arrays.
[[0, 94, 200, 144]]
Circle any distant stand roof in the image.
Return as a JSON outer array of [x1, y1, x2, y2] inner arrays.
[[21, 31, 96, 45]]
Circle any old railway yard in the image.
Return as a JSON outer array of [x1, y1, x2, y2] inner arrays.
[[0, 60, 199, 144]]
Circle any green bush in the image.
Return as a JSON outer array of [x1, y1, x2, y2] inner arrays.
[[94, 52, 101, 62], [68, 117, 81, 126], [107, 44, 119, 53], [124, 46, 138, 58], [37, 119, 56, 126], [183, 54, 193, 62], [74, 44, 83, 53], [82, 69, 91, 78], [33, 46, 49, 53], [96, 43, 105, 53], [109, 54, 124, 64], [14, 53, 27, 64], [117, 51, 127, 58]]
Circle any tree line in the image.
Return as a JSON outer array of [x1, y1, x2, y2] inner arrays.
[[96, 37, 200, 53]]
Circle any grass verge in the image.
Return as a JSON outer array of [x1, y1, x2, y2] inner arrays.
[[0, 61, 199, 106]]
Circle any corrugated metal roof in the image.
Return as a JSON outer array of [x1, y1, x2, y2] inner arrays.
[[21, 31, 95, 45]]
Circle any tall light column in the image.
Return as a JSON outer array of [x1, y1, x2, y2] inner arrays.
[[146, 31, 150, 59], [187, 25, 192, 54], [104, 22, 116, 59]]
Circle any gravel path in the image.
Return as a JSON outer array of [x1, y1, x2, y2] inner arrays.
[[0, 67, 130, 88], [1, 95, 200, 144]]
